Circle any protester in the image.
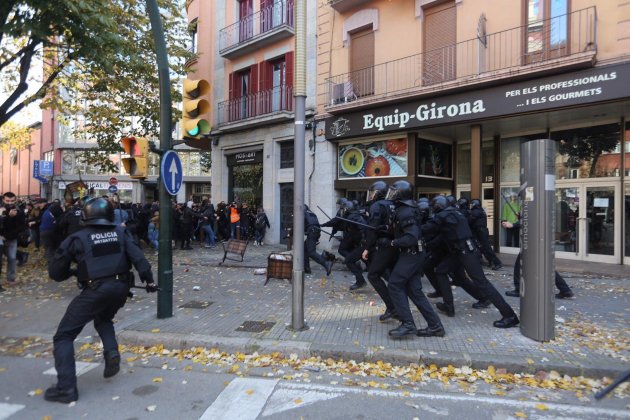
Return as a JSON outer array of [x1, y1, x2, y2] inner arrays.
[[253, 207, 270, 246]]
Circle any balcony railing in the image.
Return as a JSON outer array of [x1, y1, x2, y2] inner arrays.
[[219, 0, 294, 55], [217, 85, 294, 126], [326, 7, 596, 107]]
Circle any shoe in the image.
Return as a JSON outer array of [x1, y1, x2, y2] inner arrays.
[[17, 252, 29, 266], [325, 261, 333, 276], [505, 289, 520, 297], [349, 281, 366, 291], [103, 349, 121, 378], [472, 299, 491, 309], [44, 386, 78, 403], [184, 246, 194, 250], [304, 268, 312, 274], [416, 324, 445, 337], [427, 291, 442, 299], [379, 310, 398, 322], [436, 302, 455, 317], [388, 321, 417, 338], [260, 241, 264, 246], [555, 291, 574, 299], [6, 281, 17, 287], [493, 315, 519, 328], [204, 244, 212, 248], [491, 264, 503, 270]]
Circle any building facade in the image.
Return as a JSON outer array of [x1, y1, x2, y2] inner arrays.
[[317, 0, 630, 265], [187, 0, 324, 244]]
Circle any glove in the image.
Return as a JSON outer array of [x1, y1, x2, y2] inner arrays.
[[377, 237, 392, 248], [145, 282, 158, 293]]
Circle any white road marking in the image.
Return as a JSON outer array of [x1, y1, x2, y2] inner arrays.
[[199, 377, 279, 420], [262, 387, 342, 417], [0, 403, 24, 420], [43, 361, 99, 377], [279, 382, 630, 418]]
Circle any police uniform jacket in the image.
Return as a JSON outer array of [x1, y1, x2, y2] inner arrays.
[[49, 225, 153, 285], [363, 199, 392, 250], [391, 202, 423, 249], [422, 206, 475, 252], [468, 207, 489, 234]]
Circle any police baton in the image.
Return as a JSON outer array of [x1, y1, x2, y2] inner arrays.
[[131, 284, 163, 291]]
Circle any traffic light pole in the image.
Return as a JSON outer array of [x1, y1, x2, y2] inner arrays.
[[147, 0, 173, 318]]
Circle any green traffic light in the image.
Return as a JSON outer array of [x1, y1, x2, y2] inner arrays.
[[187, 126, 200, 136]]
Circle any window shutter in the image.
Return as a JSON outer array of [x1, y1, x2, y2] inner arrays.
[[228, 72, 234, 99], [285, 51, 294, 88]]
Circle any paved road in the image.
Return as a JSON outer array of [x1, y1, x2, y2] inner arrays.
[[1, 349, 628, 420]]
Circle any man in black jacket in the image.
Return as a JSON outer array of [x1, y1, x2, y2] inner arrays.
[[0, 192, 27, 287]]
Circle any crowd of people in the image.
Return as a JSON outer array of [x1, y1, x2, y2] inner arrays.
[[301, 180, 574, 340], [0, 191, 271, 290]]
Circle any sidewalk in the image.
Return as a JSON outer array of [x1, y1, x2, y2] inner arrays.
[[1, 243, 628, 380], [119, 242, 629, 379]]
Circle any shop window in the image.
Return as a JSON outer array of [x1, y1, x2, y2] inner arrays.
[[500, 133, 545, 183], [456, 142, 471, 184], [551, 123, 621, 179], [280, 141, 294, 168]]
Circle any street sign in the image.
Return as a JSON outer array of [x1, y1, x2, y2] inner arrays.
[[161, 151, 183, 196], [109, 177, 118, 186], [108, 185, 118, 194], [39, 160, 53, 176], [32, 160, 48, 183]]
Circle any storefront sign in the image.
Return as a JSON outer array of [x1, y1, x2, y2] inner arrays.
[[338, 138, 408, 179], [227, 150, 263, 166], [325, 62, 630, 140], [58, 181, 133, 190]]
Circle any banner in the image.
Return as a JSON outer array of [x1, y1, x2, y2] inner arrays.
[[338, 138, 407, 179]]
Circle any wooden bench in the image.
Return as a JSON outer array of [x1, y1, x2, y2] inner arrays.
[[219, 238, 248, 264]]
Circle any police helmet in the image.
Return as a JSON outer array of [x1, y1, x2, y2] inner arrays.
[[336, 197, 348, 207], [385, 180, 414, 204], [431, 196, 449, 213], [344, 200, 355, 212], [456, 197, 470, 210], [445, 195, 457, 207], [366, 181, 389, 202], [418, 200, 430, 212], [81, 197, 115, 226], [471, 199, 482, 209]]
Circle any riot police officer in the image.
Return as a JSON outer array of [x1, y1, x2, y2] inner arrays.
[[469, 199, 503, 270], [304, 205, 333, 275], [379, 181, 444, 338], [362, 181, 398, 321], [45, 198, 157, 403], [424, 196, 518, 328]]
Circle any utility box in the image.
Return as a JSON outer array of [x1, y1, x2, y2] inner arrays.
[[519, 139, 556, 342]]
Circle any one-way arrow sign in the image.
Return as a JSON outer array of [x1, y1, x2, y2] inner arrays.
[[161, 151, 183, 196]]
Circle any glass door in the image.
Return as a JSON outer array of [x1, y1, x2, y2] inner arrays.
[[555, 183, 620, 263]]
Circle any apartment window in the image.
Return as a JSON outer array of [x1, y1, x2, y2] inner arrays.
[[190, 20, 198, 53], [423, 2, 456, 85], [280, 141, 294, 168], [349, 27, 374, 97], [525, 0, 569, 60]]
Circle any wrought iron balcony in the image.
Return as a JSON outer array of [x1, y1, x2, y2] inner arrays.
[[217, 85, 294, 128], [219, 0, 294, 60], [326, 7, 596, 109]]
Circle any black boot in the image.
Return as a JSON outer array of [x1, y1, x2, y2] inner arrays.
[[388, 321, 416, 338], [349, 280, 366, 291], [416, 324, 446, 337], [104, 349, 121, 378], [472, 299, 491, 309], [493, 315, 519, 328], [436, 302, 455, 317], [426, 291, 442, 299], [505, 289, 519, 297], [555, 290, 574, 299], [44, 386, 78, 403], [378, 310, 398, 322], [325, 260, 333, 276]]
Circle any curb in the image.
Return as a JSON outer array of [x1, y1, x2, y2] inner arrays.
[[117, 329, 625, 380]]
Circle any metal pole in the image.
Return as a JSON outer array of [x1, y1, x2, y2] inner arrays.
[[288, 0, 308, 332], [147, 0, 173, 318]]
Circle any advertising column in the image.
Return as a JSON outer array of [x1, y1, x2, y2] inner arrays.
[[519, 139, 556, 341]]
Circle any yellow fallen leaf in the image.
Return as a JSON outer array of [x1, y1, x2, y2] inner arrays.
[[33, 389, 43, 395], [0, 368, 6, 372], [515, 412, 527, 418], [152, 377, 163, 383], [43, 416, 52, 420], [294, 398, 303, 404], [151, 328, 160, 333], [487, 365, 496, 376], [535, 403, 549, 411], [245, 389, 255, 395], [402, 391, 410, 397], [230, 365, 239, 373], [527, 359, 534, 365]]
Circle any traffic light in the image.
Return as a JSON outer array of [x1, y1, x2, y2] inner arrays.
[[121, 136, 149, 179], [182, 78, 211, 139]]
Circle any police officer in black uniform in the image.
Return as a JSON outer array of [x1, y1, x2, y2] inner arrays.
[[338, 201, 368, 290], [424, 196, 519, 328], [378, 181, 445, 338], [58, 197, 85, 241], [304, 205, 333, 275], [468, 199, 503, 270], [362, 181, 398, 321], [44, 198, 157, 403]]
